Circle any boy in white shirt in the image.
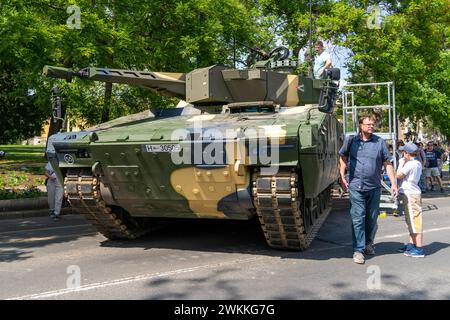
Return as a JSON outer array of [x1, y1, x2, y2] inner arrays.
[[396, 142, 425, 257]]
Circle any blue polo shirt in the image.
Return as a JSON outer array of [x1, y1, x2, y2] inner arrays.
[[424, 149, 441, 168], [339, 134, 392, 191]]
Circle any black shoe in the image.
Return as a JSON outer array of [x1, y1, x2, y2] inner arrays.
[[53, 215, 61, 222], [431, 185, 435, 191]]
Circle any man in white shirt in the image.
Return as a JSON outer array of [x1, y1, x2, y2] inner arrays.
[[45, 161, 64, 221], [396, 142, 425, 258], [313, 41, 332, 79]]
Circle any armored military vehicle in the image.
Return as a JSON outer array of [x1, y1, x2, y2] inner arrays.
[[44, 47, 342, 250]]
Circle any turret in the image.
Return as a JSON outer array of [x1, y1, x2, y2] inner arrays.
[[43, 46, 340, 110]]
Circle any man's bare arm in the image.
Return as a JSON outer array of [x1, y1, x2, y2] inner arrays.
[[339, 155, 349, 191]]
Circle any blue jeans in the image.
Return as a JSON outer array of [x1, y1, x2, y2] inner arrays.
[[349, 188, 381, 253]]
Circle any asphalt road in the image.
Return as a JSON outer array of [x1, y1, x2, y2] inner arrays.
[[1, 186, 449, 300]]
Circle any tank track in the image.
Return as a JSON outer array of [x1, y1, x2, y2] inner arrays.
[[252, 168, 332, 250], [64, 168, 149, 240]]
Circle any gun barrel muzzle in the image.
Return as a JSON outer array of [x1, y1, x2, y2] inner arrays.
[[43, 65, 74, 81]]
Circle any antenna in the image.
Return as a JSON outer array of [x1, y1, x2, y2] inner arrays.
[[51, 86, 63, 123], [309, 0, 313, 78], [233, 36, 236, 69]]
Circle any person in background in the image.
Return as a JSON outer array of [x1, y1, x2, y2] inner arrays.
[[424, 141, 443, 192], [388, 144, 397, 164], [387, 143, 401, 217], [396, 140, 405, 165], [444, 147, 449, 177], [435, 142, 445, 179], [396, 142, 425, 258], [44, 160, 64, 221], [416, 142, 427, 193]]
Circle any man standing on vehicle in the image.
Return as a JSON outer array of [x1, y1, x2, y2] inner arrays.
[[339, 115, 398, 264], [313, 40, 332, 79]]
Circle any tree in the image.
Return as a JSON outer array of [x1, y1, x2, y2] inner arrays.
[[0, 69, 46, 144], [259, 0, 450, 137], [0, 0, 275, 139]]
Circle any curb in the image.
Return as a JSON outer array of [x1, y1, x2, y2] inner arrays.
[[0, 196, 74, 220], [0, 207, 74, 220], [0, 196, 49, 212]]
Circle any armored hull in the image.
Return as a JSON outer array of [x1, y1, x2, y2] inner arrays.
[[49, 105, 342, 249]]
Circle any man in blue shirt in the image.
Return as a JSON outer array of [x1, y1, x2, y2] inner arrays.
[[339, 115, 398, 264], [424, 141, 443, 192]]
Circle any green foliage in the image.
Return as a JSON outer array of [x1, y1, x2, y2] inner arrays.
[[0, 164, 45, 200], [0, 69, 47, 144], [261, 0, 450, 138], [0, 145, 45, 164], [0, 0, 275, 132], [0, 186, 42, 200], [0, 171, 28, 188], [1, 0, 448, 138]]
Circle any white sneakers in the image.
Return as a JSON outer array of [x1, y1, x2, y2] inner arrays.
[[353, 251, 365, 264]]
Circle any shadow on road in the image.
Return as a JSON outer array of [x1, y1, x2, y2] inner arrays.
[[144, 267, 243, 300], [97, 184, 449, 263], [2, 170, 447, 264], [0, 216, 96, 263], [98, 196, 355, 261]]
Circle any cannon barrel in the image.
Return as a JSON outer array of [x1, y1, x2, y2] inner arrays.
[[43, 65, 186, 98], [43, 64, 338, 107], [43, 65, 76, 81]]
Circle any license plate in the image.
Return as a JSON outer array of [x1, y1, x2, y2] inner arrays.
[[143, 144, 181, 153]]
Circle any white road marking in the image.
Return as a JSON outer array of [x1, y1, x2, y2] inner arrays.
[[8, 256, 266, 300], [3, 232, 97, 244], [309, 226, 450, 252], [378, 226, 450, 240]]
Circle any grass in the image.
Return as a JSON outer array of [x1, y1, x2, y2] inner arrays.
[[0, 145, 46, 165], [0, 145, 46, 199]]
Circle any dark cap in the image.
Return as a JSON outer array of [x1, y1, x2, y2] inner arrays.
[[399, 142, 418, 154]]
